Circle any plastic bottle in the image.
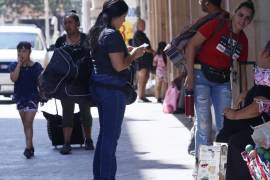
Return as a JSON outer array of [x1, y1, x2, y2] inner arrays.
[[185, 90, 194, 118]]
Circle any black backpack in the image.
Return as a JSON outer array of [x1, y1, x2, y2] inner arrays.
[[39, 44, 92, 101]]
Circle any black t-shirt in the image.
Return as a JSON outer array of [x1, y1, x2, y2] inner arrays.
[[92, 27, 128, 79], [132, 30, 153, 69]]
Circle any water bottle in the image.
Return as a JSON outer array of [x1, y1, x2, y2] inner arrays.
[[185, 90, 194, 118]]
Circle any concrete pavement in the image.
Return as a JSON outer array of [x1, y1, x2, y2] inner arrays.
[[0, 97, 195, 180]]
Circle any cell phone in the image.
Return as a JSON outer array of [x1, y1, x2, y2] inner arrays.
[[141, 43, 149, 48]]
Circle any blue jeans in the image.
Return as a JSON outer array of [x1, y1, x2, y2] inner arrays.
[[92, 86, 126, 180], [194, 70, 231, 158]]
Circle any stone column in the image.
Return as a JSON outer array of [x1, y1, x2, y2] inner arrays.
[[90, 0, 105, 26], [82, 0, 91, 33]]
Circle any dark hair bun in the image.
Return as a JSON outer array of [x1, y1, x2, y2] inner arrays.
[[70, 10, 77, 14]]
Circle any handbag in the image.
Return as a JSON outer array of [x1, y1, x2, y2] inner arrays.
[[124, 63, 137, 105], [163, 84, 180, 113], [122, 83, 137, 105], [201, 63, 230, 83]]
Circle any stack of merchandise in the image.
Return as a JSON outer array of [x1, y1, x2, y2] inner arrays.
[[242, 99, 270, 179], [242, 144, 270, 180], [197, 143, 228, 180]]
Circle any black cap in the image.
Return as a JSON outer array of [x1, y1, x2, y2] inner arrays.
[[209, 0, 222, 7]]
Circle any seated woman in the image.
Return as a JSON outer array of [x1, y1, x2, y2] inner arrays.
[[216, 40, 270, 180]]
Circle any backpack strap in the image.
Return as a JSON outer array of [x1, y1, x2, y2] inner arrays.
[[190, 11, 222, 31], [196, 19, 228, 65], [208, 18, 228, 41]]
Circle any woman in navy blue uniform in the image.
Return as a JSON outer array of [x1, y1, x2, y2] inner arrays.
[[9, 41, 43, 159], [88, 0, 146, 179]]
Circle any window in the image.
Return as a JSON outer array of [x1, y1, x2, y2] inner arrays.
[[0, 32, 44, 50]]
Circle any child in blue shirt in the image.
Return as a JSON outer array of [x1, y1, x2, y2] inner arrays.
[[9, 41, 43, 159]]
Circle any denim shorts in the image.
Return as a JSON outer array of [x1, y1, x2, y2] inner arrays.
[[17, 100, 39, 112]]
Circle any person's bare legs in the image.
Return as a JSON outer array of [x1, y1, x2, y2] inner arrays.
[[19, 111, 36, 149], [19, 111, 36, 158], [155, 77, 162, 102], [82, 125, 94, 150], [161, 81, 168, 99], [137, 68, 150, 101], [82, 126, 91, 139], [63, 127, 73, 144]]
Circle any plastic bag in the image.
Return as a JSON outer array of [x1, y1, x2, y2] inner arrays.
[[251, 121, 270, 149], [242, 147, 270, 180], [252, 99, 270, 149], [163, 84, 180, 113]]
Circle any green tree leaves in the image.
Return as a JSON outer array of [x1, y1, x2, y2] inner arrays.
[[0, 0, 75, 17]]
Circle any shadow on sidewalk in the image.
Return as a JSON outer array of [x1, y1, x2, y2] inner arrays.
[[173, 114, 194, 131], [0, 113, 192, 179]]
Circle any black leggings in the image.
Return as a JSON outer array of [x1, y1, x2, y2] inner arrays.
[[60, 97, 92, 128]]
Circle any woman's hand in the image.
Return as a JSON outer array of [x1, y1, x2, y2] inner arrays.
[[131, 45, 146, 60], [235, 91, 248, 108], [184, 74, 193, 91], [224, 108, 237, 120], [127, 46, 134, 52], [17, 57, 23, 67]]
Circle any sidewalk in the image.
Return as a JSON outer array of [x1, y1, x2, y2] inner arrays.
[[0, 97, 195, 180]]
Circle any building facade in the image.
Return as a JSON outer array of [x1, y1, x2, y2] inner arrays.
[[143, 0, 270, 103], [88, 0, 270, 101]]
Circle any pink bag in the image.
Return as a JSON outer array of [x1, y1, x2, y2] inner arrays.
[[163, 84, 180, 113]]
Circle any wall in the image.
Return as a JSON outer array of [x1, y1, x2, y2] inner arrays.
[[145, 0, 270, 104]]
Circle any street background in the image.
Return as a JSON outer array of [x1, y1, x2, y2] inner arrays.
[[0, 97, 194, 180]]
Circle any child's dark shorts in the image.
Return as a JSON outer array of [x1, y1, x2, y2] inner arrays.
[[17, 100, 39, 112]]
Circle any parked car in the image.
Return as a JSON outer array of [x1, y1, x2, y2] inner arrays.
[[0, 25, 49, 97]]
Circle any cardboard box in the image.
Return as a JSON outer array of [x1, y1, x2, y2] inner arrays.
[[197, 143, 228, 180]]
